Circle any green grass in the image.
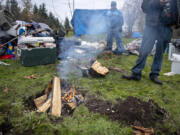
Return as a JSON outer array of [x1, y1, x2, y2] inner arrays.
[[0, 38, 180, 134]]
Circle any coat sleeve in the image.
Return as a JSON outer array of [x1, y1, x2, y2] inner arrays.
[[141, 0, 160, 13], [119, 11, 124, 26]]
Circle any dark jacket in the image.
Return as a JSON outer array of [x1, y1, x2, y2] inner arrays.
[[142, 0, 179, 27], [176, 0, 180, 28], [141, 0, 163, 27]]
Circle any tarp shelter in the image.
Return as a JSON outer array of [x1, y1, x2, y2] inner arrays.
[[71, 9, 109, 36]]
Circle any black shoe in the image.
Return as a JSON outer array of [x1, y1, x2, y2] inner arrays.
[[122, 51, 129, 56], [122, 74, 141, 81], [104, 47, 112, 51], [150, 77, 163, 85], [113, 50, 122, 55]]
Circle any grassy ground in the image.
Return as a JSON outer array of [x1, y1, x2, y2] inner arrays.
[[0, 38, 180, 135]]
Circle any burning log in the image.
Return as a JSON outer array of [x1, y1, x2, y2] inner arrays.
[[51, 77, 61, 117]]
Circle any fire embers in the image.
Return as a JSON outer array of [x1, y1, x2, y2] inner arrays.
[[34, 77, 84, 117], [62, 88, 84, 110]]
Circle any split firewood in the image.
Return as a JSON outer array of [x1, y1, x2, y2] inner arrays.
[[45, 81, 52, 95], [51, 77, 61, 117], [91, 60, 109, 76], [37, 98, 51, 113], [34, 95, 48, 109]]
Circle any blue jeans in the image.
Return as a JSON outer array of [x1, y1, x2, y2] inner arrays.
[[107, 30, 126, 53], [131, 24, 172, 79]]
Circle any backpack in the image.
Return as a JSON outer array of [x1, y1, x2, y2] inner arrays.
[[160, 0, 179, 26]]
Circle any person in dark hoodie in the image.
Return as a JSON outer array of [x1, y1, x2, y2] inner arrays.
[[105, 1, 127, 55], [122, 0, 179, 85]]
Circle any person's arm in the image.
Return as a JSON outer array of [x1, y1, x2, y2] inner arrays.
[[118, 10, 124, 26], [121, 13, 124, 26]]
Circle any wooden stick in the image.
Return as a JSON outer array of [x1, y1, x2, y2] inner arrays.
[[132, 126, 154, 134], [109, 67, 128, 74], [51, 77, 61, 117]]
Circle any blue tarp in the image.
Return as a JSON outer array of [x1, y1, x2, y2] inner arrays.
[[71, 9, 109, 36], [132, 32, 142, 38]]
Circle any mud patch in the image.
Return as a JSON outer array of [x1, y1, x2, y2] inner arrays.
[[85, 96, 171, 129]]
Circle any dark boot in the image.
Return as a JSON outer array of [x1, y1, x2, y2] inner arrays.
[[113, 49, 122, 55], [150, 76, 163, 85], [104, 47, 112, 51], [122, 74, 141, 81]]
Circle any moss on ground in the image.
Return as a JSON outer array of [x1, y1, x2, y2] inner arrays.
[[0, 38, 180, 134]]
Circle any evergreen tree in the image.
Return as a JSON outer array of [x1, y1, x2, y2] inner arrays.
[[21, 0, 32, 21], [64, 17, 71, 34], [38, 3, 48, 20], [10, 0, 21, 19], [33, 4, 38, 14]]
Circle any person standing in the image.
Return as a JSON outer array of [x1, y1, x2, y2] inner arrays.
[[105, 1, 127, 55], [122, 0, 179, 85]]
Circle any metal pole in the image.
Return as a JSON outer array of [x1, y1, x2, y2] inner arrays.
[[73, 0, 75, 12]]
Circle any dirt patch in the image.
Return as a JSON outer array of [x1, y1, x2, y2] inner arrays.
[[85, 95, 178, 134]]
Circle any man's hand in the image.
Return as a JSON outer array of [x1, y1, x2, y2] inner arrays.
[[160, 0, 166, 4]]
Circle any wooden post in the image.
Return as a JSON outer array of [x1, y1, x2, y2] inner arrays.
[[51, 77, 61, 117]]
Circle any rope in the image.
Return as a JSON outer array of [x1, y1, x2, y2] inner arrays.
[[0, 36, 19, 48]]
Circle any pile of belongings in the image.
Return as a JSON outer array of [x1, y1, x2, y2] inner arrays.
[[126, 39, 156, 55], [0, 20, 57, 58], [17, 21, 56, 49]]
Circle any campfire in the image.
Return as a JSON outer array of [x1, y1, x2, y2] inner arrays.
[[34, 77, 84, 117]]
